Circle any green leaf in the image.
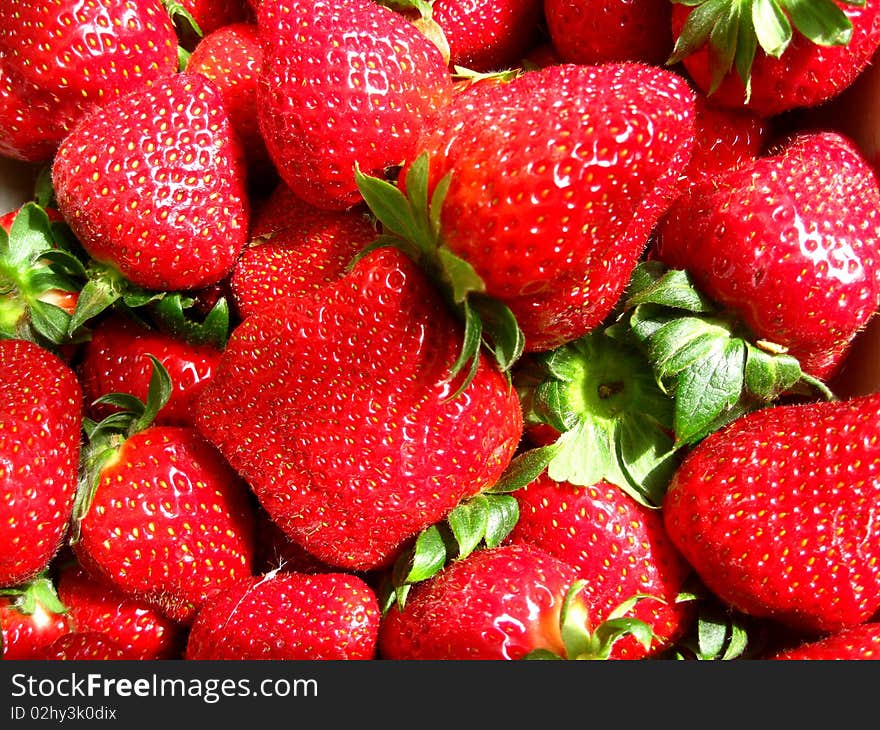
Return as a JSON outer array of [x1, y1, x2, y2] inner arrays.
[[437, 247, 485, 305], [625, 266, 716, 313], [781, 0, 854, 46], [489, 443, 562, 494], [28, 299, 72, 344], [131, 355, 173, 434], [752, 0, 793, 57], [150, 293, 230, 349], [161, 0, 203, 37], [447, 496, 490, 560], [402, 525, 448, 584], [355, 165, 422, 245], [667, 0, 731, 65], [67, 267, 125, 334], [743, 343, 803, 400], [471, 294, 524, 373], [483, 494, 519, 547]]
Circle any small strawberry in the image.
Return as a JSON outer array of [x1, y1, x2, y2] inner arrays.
[[379, 543, 654, 660], [185, 571, 381, 659], [544, 0, 674, 66], [256, 0, 455, 210], [0, 0, 179, 162], [56, 562, 185, 660], [668, 0, 880, 117], [34, 632, 131, 660], [0, 339, 82, 587], [51, 72, 250, 293], [663, 392, 880, 635], [72, 359, 256, 624], [0, 574, 70, 660], [195, 247, 523, 572], [770, 623, 880, 660], [654, 131, 880, 382]]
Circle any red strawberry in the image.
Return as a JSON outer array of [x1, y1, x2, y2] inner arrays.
[[195, 247, 523, 571], [390, 63, 696, 353], [186, 22, 274, 183], [508, 474, 695, 659], [379, 543, 650, 660], [230, 193, 378, 319], [669, 0, 880, 117], [654, 131, 880, 381], [56, 562, 185, 660], [185, 571, 380, 659], [663, 392, 880, 635], [252, 507, 337, 574], [256, 0, 454, 210], [0, 575, 70, 660], [0, 339, 82, 587], [34, 632, 131, 660], [51, 72, 250, 292], [544, 0, 673, 66], [770, 623, 880, 660], [78, 313, 223, 428], [0, 0, 179, 162], [180, 0, 252, 38]]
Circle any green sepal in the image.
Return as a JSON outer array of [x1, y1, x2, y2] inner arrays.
[[33, 165, 56, 209], [447, 497, 490, 561], [149, 293, 230, 350], [489, 443, 563, 494], [161, 0, 203, 38], [67, 262, 164, 335], [0, 572, 67, 616]]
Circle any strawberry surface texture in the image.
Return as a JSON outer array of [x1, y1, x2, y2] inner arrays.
[[0, 0, 879, 664]]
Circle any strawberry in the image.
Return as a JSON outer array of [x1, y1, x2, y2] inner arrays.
[[0, 0, 179, 162], [185, 571, 381, 659], [0, 574, 70, 660], [544, 0, 674, 66], [230, 193, 378, 319], [252, 507, 337, 574], [179, 0, 252, 38], [256, 0, 455, 210], [56, 562, 185, 660], [78, 313, 223, 428], [72, 361, 256, 624], [34, 632, 131, 660], [376, 63, 696, 354], [186, 22, 275, 185], [0, 338, 82, 587], [51, 72, 250, 293], [654, 130, 880, 382], [379, 543, 653, 660], [195, 247, 523, 572], [508, 474, 695, 659], [662, 392, 880, 635], [770, 623, 880, 660], [668, 0, 880, 117]]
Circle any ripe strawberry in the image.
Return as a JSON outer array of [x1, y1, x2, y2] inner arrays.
[[0, 574, 70, 660], [180, 0, 252, 38], [0, 0, 179, 162], [663, 392, 880, 635], [668, 0, 880, 117], [230, 193, 378, 319], [256, 0, 454, 210], [0, 339, 82, 587], [78, 313, 223, 428], [654, 131, 880, 381], [186, 22, 274, 184], [252, 507, 336, 574], [56, 562, 185, 660], [391, 63, 696, 353], [508, 474, 695, 659], [185, 571, 380, 659], [379, 543, 652, 659], [51, 72, 250, 293], [544, 0, 674, 66], [195, 247, 523, 572], [34, 632, 131, 660], [770, 623, 880, 660]]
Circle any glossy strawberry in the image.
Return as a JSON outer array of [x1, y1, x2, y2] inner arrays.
[[654, 131, 880, 381], [508, 474, 695, 659], [770, 623, 880, 660], [0, 575, 70, 660], [52, 72, 250, 292], [0, 0, 179, 162], [78, 314, 223, 428], [56, 562, 185, 660], [401, 63, 696, 353], [663, 393, 880, 635], [196, 247, 523, 571], [186, 571, 380, 659], [0, 339, 82, 586], [256, 0, 454, 210]]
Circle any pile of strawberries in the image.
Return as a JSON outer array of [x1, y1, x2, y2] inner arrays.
[[2, 0, 880, 662]]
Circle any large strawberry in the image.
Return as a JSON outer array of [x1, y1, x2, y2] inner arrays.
[[256, 0, 454, 210], [364, 63, 696, 354], [770, 623, 880, 660], [668, 0, 880, 117], [185, 571, 380, 659], [0, 0, 179, 162], [195, 247, 523, 572], [663, 392, 880, 635], [654, 131, 880, 382], [0, 339, 82, 587], [52, 72, 250, 293]]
